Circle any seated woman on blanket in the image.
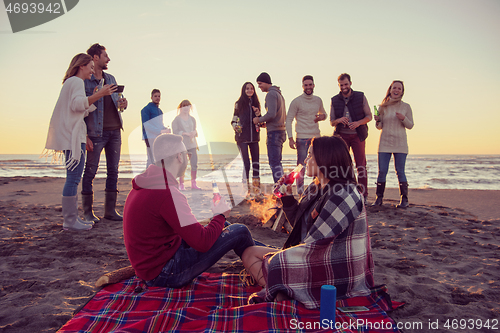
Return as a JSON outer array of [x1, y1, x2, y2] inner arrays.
[[241, 135, 375, 309]]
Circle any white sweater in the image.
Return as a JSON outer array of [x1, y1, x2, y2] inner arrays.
[[286, 93, 326, 139], [44, 76, 96, 169], [376, 101, 414, 154]]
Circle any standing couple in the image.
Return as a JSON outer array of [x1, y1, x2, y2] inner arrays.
[[44, 43, 127, 231], [231, 72, 287, 199]]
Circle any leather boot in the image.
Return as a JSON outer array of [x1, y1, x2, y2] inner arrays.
[[104, 191, 123, 221], [244, 179, 253, 200], [191, 170, 201, 190], [82, 193, 100, 222], [62, 196, 92, 231], [253, 178, 264, 200], [371, 182, 386, 206], [396, 182, 409, 208], [75, 194, 94, 225]]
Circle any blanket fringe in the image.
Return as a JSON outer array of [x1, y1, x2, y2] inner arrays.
[[40, 148, 82, 171]]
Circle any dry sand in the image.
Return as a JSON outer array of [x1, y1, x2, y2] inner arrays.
[[0, 176, 499, 332]]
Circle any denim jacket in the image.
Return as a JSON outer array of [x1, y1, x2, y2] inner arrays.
[[84, 72, 123, 137]]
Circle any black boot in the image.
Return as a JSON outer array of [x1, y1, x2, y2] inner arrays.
[[82, 193, 100, 222], [371, 182, 386, 206], [104, 191, 123, 221], [396, 182, 409, 208]]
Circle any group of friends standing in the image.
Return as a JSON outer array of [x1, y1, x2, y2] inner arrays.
[[44, 43, 413, 309], [232, 72, 414, 208]]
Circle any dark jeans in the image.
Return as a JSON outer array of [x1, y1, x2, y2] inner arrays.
[[296, 138, 312, 195], [82, 129, 121, 194], [377, 152, 408, 183], [267, 130, 286, 183], [63, 143, 86, 196], [238, 142, 260, 181], [339, 133, 368, 197], [146, 223, 254, 288]]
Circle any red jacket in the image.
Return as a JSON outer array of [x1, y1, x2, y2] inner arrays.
[[123, 165, 225, 281]]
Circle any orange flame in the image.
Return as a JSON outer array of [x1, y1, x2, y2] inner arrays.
[[247, 195, 277, 223]]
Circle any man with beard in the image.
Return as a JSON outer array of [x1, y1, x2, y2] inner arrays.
[[330, 73, 372, 203], [141, 89, 170, 168], [82, 43, 128, 222], [123, 134, 254, 288], [286, 75, 327, 194]]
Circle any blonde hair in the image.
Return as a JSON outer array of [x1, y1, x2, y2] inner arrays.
[[63, 53, 92, 83], [177, 99, 192, 114]]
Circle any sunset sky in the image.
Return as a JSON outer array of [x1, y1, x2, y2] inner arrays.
[[0, 0, 499, 156]]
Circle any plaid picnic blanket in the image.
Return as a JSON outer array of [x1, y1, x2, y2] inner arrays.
[[58, 273, 403, 332]]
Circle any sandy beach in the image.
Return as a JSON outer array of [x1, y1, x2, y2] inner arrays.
[[0, 176, 499, 332]]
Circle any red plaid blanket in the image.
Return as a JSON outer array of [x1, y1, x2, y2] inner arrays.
[[58, 273, 403, 332]]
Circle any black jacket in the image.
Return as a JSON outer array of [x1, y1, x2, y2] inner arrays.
[[231, 99, 260, 143]]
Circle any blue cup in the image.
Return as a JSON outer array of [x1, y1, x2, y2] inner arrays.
[[320, 285, 337, 325]]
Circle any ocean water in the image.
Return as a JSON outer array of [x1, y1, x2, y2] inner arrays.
[[0, 154, 499, 190]]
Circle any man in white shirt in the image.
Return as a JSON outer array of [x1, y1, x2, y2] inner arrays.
[[286, 75, 327, 194]]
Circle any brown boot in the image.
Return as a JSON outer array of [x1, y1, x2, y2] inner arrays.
[[244, 179, 253, 200], [253, 178, 264, 200]]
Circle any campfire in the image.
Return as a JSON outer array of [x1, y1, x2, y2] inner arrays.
[[246, 195, 292, 233]]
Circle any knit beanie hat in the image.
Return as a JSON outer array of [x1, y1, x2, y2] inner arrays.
[[256, 72, 272, 84], [153, 134, 187, 163]]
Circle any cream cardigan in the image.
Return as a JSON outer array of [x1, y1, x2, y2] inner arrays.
[[44, 76, 96, 170], [376, 101, 414, 154]]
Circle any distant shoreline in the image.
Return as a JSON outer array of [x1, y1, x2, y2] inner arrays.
[[1, 176, 499, 221], [1, 154, 500, 190]]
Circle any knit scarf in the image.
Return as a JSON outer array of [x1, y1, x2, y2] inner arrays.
[[379, 96, 402, 116]]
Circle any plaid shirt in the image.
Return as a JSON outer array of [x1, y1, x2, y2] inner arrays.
[[259, 183, 374, 309]]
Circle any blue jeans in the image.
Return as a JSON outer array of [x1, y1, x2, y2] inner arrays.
[[146, 223, 254, 288], [63, 143, 86, 196], [296, 138, 312, 195], [82, 129, 121, 194], [377, 152, 408, 183], [267, 130, 286, 183]]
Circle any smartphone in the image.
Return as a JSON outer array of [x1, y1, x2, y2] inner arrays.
[[115, 85, 125, 93], [337, 306, 369, 313]]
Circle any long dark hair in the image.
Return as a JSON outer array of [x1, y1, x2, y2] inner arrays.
[[311, 136, 357, 184], [235, 82, 260, 115]]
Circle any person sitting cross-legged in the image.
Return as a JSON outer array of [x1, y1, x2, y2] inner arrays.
[[123, 133, 255, 288]]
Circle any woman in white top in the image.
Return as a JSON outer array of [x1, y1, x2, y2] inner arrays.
[[372, 80, 414, 208], [44, 53, 116, 231], [171, 100, 199, 190]]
